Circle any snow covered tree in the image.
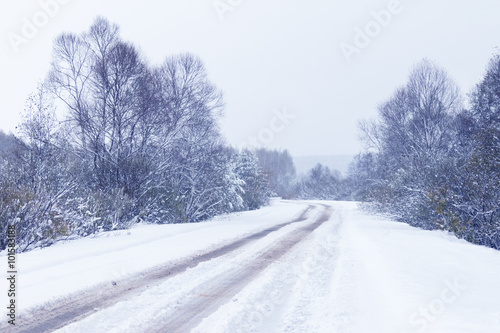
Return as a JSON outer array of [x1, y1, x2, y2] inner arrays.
[[48, 17, 158, 198], [149, 53, 230, 223], [358, 59, 462, 228], [254, 148, 297, 198], [235, 149, 269, 210], [0, 17, 278, 251], [0, 85, 79, 251], [354, 56, 500, 249], [347, 152, 382, 201], [0, 131, 27, 250], [298, 163, 341, 200], [443, 54, 500, 248], [46, 18, 231, 227]]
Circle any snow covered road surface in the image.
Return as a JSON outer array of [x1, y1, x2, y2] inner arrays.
[[2, 200, 500, 332], [10, 202, 320, 332]]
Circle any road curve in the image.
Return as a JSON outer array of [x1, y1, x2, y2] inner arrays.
[[6, 204, 329, 333], [149, 204, 333, 333]]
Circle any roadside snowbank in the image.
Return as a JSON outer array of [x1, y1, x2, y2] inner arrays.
[[342, 203, 500, 333]]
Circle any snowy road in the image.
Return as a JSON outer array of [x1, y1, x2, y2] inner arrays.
[[5, 202, 337, 332], [2, 200, 500, 332], [148, 204, 332, 333]]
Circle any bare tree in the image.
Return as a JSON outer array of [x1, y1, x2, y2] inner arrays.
[[254, 148, 297, 198], [356, 59, 463, 228], [377, 60, 461, 173], [48, 17, 155, 196]]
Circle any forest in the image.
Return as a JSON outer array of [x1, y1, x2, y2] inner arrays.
[[349, 57, 500, 250], [0, 18, 301, 252], [0, 17, 498, 252]]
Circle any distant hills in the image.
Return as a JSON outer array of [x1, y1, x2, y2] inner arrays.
[[293, 155, 355, 177]]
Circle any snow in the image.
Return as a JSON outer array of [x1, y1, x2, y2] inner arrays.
[[1, 199, 304, 313], [2, 200, 500, 332]]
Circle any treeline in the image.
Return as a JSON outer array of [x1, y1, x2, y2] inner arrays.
[[0, 18, 276, 252], [0, 17, 343, 252], [5, 17, 496, 252], [348, 57, 500, 250]]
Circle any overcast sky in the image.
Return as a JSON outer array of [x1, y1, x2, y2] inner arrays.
[[1, 0, 499, 156]]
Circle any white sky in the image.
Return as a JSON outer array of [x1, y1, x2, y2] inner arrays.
[[1, 0, 499, 156]]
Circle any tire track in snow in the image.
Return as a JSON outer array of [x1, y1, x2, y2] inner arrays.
[[280, 207, 345, 333], [6, 204, 315, 333], [147, 204, 333, 333]]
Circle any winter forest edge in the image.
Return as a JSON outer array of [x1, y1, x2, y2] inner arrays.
[[0, 17, 499, 252]]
